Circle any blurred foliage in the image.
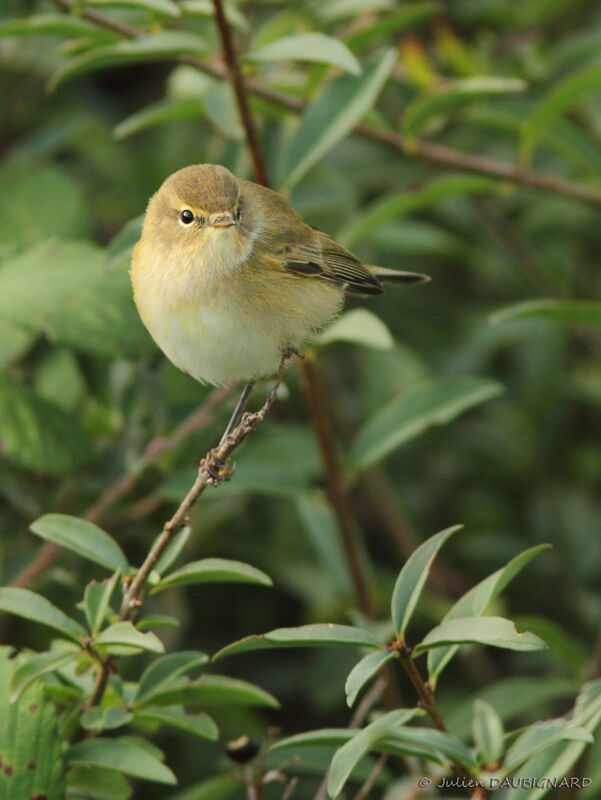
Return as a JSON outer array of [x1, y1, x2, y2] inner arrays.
[[2, 0, 601, 797]]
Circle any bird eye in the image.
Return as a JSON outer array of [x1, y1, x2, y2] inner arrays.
[[180, 210, 194, 225]]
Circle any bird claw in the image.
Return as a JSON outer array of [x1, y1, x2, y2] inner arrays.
[[202, 452, 236, 484]]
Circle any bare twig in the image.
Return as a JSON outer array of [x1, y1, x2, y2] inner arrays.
[[48, 0, 601, 208], [352, 753, 388, 800]]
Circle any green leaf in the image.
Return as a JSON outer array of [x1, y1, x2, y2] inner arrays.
[[345, 650, 394, 707], [115, 97, 206, 139], [281, 49, 396, 189], [313, 309, 394, 350], [203, 82, 244, 140], [351, 376, 503, 471], [137, 615, 180, 631], [152, 558, 272, 593], [413, 617, 547, 657], [133, 706, 218, 739], [136, 651, 210, 705], [31, 514, 128, 572], [402, 76, 526, 141], [472, 700, 504, 766], [213, 624, 381, 661], [428, 545, 551, 686], [0, 13, 114, 40], [81, 706, 134, 731], [66, 764, 132, 800], [391, 525, 462, 637], [492, 299, 601, 328], [327, 710, 422, 796], [179, 0, 248, 29], [504, 719, 593, 772], [83, 0, 181, 17], [136, 674, 279, 709], [0, 588, 86, 643], [247, 33, 360, 75], [83, 574, 120, 636], [49, 32, 208, 92], [166, 775, 242, 800], [95, 622, 164, 653], [0, 371, 91, 476], [0, 647, 66, 800], [521, 62, 601, 164], [337, 174, 498, 249], [154, 526, 192, 576], [344, 3, 438, 51], [10, 649, 79, 702], [65, 737, 176, 784]]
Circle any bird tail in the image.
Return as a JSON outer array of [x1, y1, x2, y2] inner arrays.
[[368, 266, 431, 284]]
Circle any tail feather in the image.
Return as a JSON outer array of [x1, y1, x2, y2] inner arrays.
[[369, 265, 431, 284]]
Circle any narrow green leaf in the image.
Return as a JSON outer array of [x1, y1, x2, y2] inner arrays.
[[136, 651, 210, 704], [66, 764, 132, 800], [338, 174, 498, 249], [345, 3, 439, 51], [83, 0, 181, 16], [154, 526, 192, 576], [345, 650, 394, 707], [402, 77, 525, 141], [428, 545, 551, 686], [65, 737, 176, 784], [49, 32, 208, 92], [31, 514, 128, 572], [522, 63, 601, 164], [11, 650, 79, 702], [472, 700, 504, 765], [313, 309, 394, 350], [281, 49, 396, 189], [115, 97, 206, 139], [504, 719, 593, 772], [247, 33, 360, 75], [137, 674, 279, 709], [137, 615, 180, 631], [179, 0, 248, 29], [134, 706, 218, 739], [83, 574, 120, 636], [166, 775, 242, 800], [413, 617, 547, 657], [391, 525, 462, 637], [213, 624, 381, 661], [152, 558, 272, 593], [492, 299, 601, 328], [95, 622, 164, 653], [203, 82, 244, 139], [352, 376, 503, 471], [0, 13, 113, 39], [80, 706, 133, 731], [0, 371, 91, 476], [0, 588, 86, 643]]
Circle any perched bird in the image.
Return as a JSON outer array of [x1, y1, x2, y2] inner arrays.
[[131, 164, 428, 389]]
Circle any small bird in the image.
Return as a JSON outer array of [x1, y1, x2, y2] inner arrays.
[[131, 164, 428, 390]]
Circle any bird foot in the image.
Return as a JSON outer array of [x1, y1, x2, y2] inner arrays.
[[201, 452, 236, 485]]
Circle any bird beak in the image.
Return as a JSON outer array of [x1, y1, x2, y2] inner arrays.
[[210, 212, 236, 229]]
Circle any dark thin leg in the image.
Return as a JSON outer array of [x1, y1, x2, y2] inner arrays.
[[220, 380, 255, 444]]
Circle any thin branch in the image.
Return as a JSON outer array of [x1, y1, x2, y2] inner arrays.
[[48, 0, 601, 208], [352, 753, 388, 800], [10, 387, 228, 589]]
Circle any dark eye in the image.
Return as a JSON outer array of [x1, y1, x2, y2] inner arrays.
[[180, 210, 194, 225]]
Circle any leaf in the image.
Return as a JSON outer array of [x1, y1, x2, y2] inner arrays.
[[0, 371, 91, 476], [345, 650, 394, 707], [521, 62, 601, 164], [345, 3, 439, 51], [83, 574, 120, 636], [133, 706, 218, 739], [428, 544, 551, 686], [313, 309, 394, 350], [83, 0, 181, 16], [30, 514, 128, 572], [472, 700, 504, 766], [294, 494, 353, 593], [49, 32, 208, 92], [351, 376, 503, 471], [179, 0, 248, 29], [136, 674, 279, 709], [0, 13, 114, 40], [154, 526, 191, 576], [492, 299, 601, 328], [66, 764, 132, 800], [65, 737, 176, 784], [0, 588, 86, 643], [137, 615, 180, 631], [281, 48, 396, 189], [391, 525, 463, 637], [136, 651, 210, 704], [402, 76, 526, 141], [413, 617, 547, 657], [95, 622, 164, 653], [203, 82, 244, 139], [213, 624, 381, 661], [337, 174, 499, 249], [81, 706, 134, 731], [327, 710, 422, 796], [247, 33, 360, 75], [115, 97, 206, 139], [10, 649, 79, 702], [0, 647, 66, 800], [152, 558, 272, 593], [503, 719, 593, 772]]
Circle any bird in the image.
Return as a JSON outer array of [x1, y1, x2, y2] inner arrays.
[[131, 163, 429, 400]]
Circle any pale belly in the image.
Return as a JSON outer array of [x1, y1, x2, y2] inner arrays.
[[133, 254, 343, 385]]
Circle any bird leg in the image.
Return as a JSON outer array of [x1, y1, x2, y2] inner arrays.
[[219, 380, 255, 445]]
